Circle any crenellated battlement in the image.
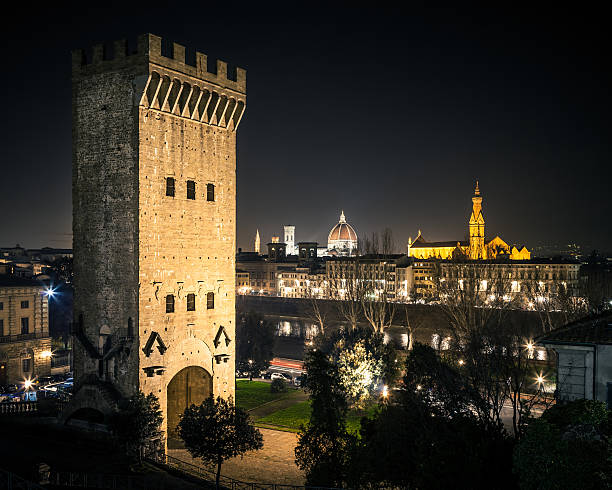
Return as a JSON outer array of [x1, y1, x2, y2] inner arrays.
[[72, 33, 246, 94]]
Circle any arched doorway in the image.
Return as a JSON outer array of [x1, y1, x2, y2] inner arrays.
[[167, 366, 212, 439]]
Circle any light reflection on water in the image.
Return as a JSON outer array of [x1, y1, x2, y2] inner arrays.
[[274, 318, 319, 339]]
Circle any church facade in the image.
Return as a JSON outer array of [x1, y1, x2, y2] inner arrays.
[[408, 182, 530, 261]]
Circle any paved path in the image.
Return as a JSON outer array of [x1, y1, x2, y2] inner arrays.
[[169, 428, 305, 485]]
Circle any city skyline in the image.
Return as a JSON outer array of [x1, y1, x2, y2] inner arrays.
[[0, 5, 610, 252]]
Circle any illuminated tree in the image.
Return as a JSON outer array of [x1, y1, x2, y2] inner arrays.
[[337, 340, 385, 408]]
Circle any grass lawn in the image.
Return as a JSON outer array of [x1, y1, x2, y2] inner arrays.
[[235, 379, 294, 411], [256, 400, 377, 434]]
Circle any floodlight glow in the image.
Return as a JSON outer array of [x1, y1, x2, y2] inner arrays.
[[40, 350, 53, 359]]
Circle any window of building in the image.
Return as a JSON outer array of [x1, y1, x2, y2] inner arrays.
[[0, 301, 3, 310], [206, 183, 215, 201], [186, 180, 196, 200], [166, 295, 175, 313], [187, 293, 196, 311], [22, 358, 31, 373], [21, 300, 29, 309], [0, 319, 4, 336], [21, 317, 29, 334], [206, 292, 214, 309], [166, 177, 175, 197]]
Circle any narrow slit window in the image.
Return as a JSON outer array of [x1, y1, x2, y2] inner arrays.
[[206, 292, 214, 309], [206, 183, 215, 202], [186, 180, 196, 200], [166, 295, 175, 313], [187, 293, 196, 311], [166, 177, 175, 197]]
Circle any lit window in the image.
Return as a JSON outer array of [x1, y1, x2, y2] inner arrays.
[[186, 180, 196, 200], [166, 295, 175, 313], [206, 183, 215, 202], [166, 177, 175, 197], [187, 293, 196, 311]]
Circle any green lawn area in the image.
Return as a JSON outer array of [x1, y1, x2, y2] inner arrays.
[[235, 379, 293, 411], [256, 400, 377, 433]]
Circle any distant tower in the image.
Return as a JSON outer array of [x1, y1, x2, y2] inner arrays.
[[68, 34, 246, 440], [254, 229, 260, 254], [284, 225, 295, 255], [469, 181, 486, 259]]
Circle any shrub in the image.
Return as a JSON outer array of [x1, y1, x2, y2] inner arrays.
[[270, 378, 288, 393]]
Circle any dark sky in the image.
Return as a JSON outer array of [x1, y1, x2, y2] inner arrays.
[[1, 5, 610, 253]]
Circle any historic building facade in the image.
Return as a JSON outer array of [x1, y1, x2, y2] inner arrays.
[[408, 182, 530, 261], [69, 34, 244, 439], [0, 275, 52, 386]]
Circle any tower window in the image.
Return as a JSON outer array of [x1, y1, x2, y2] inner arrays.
[[206, 183, 215, 202], [186, 180, 196, 200], [22, 358, 31, 373], [21, 300, 29, 309], [166, 177, 175, 197], [21, 318, 29, 335], [206, 292, 214, 309], [166, 295, 175, 313], [187, 293, 196, 311]]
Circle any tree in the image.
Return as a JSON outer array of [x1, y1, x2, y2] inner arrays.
[[295, 349, 354, 486], [178, 396, 263, 489], [109, 391, 163, 464], [317, 326, 398, 408], [347, 347, 514, 488], [436, 261, 554, 437], [236, 312, 275, 380], [514, 400, 612, 489]]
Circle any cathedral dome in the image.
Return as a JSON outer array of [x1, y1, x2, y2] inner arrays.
[[328, 211, 358, 255]]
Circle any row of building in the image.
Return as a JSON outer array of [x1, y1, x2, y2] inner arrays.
[[238, 184, 597, 306]]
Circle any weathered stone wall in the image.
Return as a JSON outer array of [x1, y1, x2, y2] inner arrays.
[[72, 65, 142, 395]]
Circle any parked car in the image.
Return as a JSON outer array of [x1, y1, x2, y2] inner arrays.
[[261, 371, 272, 379], [271, 372, 292, 382]]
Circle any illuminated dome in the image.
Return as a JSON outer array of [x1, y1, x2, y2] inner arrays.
[[328, 211, 358, 255]]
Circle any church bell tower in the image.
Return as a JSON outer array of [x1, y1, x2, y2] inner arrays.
[[469, 181, 486, 259]]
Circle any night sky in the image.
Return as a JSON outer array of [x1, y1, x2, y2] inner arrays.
[[1, 5, 610, 253]]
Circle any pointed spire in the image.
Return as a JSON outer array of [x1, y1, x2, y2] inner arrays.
[[474, 180, 480, 196], [254, 229, 261, 254], [339, 210, 346, 223]]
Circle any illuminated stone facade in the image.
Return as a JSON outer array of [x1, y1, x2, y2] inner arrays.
[[69, 34, 243, 438], [408, 182, 530, 261], [0, 276, 52, 386]]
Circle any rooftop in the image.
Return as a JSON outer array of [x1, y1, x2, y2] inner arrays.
[[537, 311, 612, 346], [0, 274, 45, 288]]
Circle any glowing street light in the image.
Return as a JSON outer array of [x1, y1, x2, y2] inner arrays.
[[44, 287, 56, 298], [23, 378, 33, 390], [382, 385, 389, 399], [458, 359, 465, 366], [535, 373, 545, 387]]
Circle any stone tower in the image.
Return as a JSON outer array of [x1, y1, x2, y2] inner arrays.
[[284, 225, 295, 255], [254, 229, 260, 254], [69, 34, 245, 439], [469, 181, 486, 259]]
